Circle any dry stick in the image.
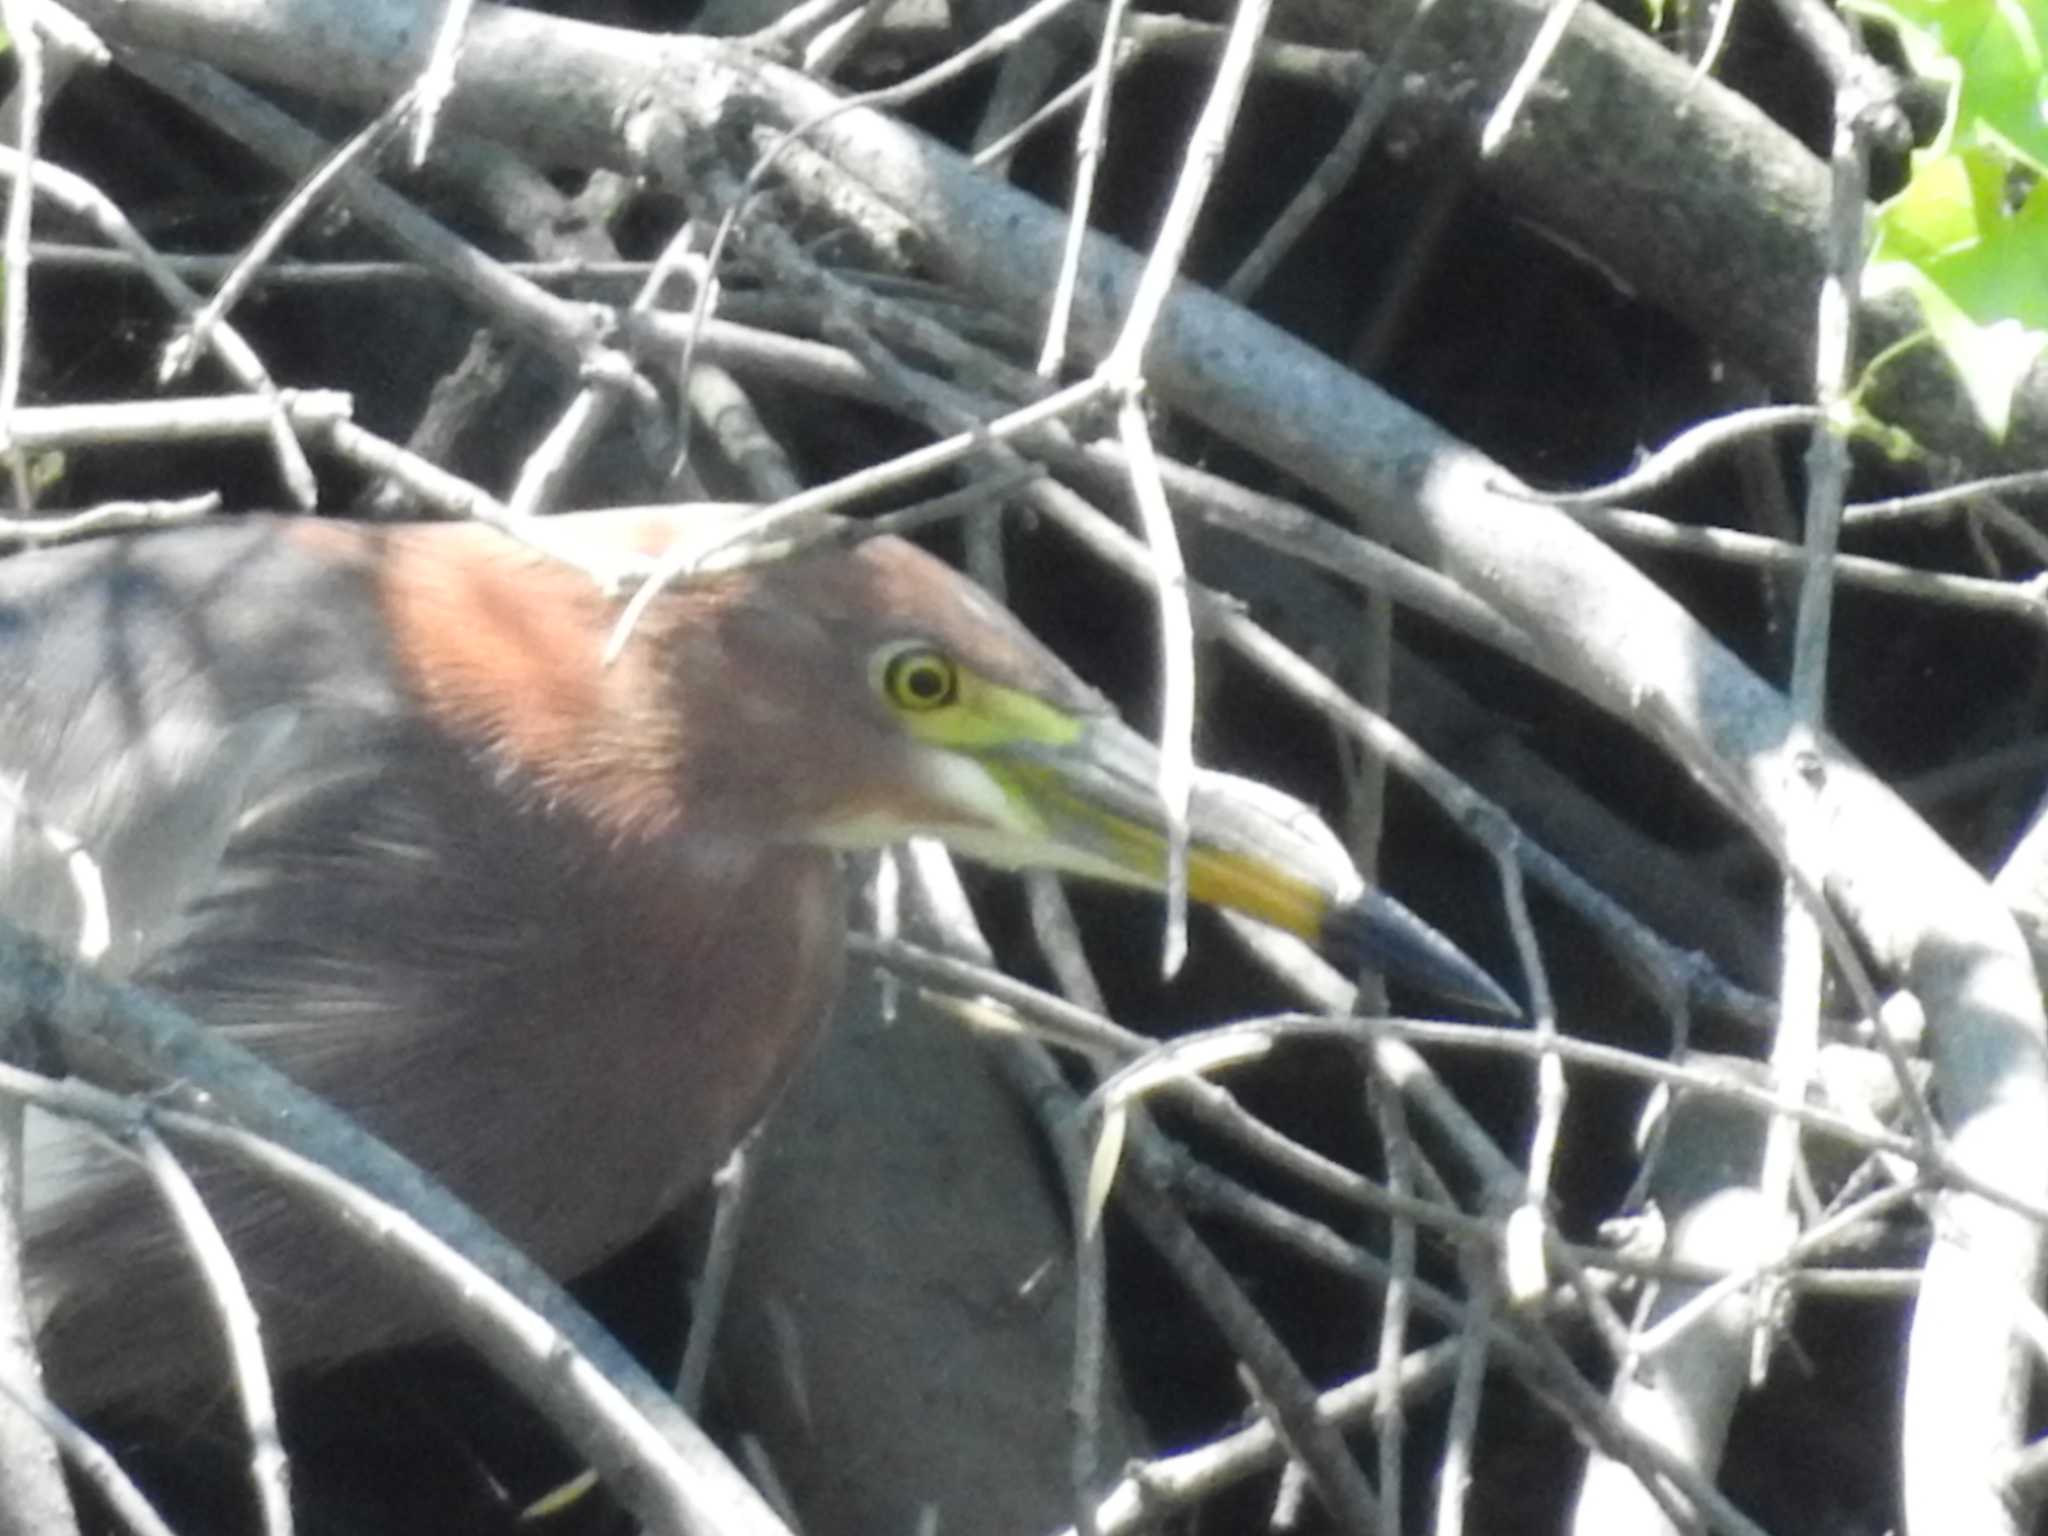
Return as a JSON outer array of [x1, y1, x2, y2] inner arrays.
[[503, 219, 684, 518], [1113, 397, 1195, 974], [32, 244, 669, 289], [1200, 1012, 2041, 1222], [751, 0, 865, 51], [973, 9, 1346, 173], [674, 1141, 756, 1415], [410, 0, 476, 164], [1221, 0, 1434, 302], [0, 490, 214, 547], [0, 147, 317, 508], [22, 3, 108, 64], [130, 1128, 293, 1536], [121, 53, 655, 410], [0, 1088, 76, 1536], [1507, 405, 1829, 509], [973, 67, 1095, 167], [1066, 1073, 1115, 1536], [1579, 1108, 1902, 1531], [1138, 1021, 1928, 1364], [1039, 0, 1124, 378], [489, 152, 713, 522], [1369, 1070, 1417, 1530], [681, 267, 2048, 637], [1557, 501, 2048, 630], [1167, 1082, 1678, 1324], [1057, 1234, 1704, 1536], [0, 926, 795, 1536], [1166, 1120, 1766, 1536], [1903, 735, 2048, 814], [606, 372, 1113, 654], [0, 0, 48, 510], [682, 362, 803, 501], [1050, 5, 1370, 95], [1087, 0, 1281, 974], [1846, 468, 2048, 525], [737, 122, 921, 270], [888, 941, 1501, 1252], [471, 155, 679, 508], [1844, 470, 2048, 573], [623, 468, 1039, 578], [1189, 1128, 1786, 1536], [684, 167, 1051, 490], [919, 957, 2048, 1229], [1958, 494, 2048, 571], [1434, 1256, 1496, 1536], [898, 944, 1950, 1300], [626, 307, 897, 405], [34, 0, 1820, 404], [1519, 1315, 1746, 1536], [1499, 844, 1565, 1305], [1479, 0, 1582, 155], [0, 389, 351, 451], [320, 417, 515, 521], [1350, 539, 1410, 1530], [1064, 1341, 1466, 1536], [161, 83, 419, 383], [662, 0, 1092, 484], [804, 0, 903, 78], [1755, 34, 1869, 1402], [0, 1368, 176, 1536], [1630, 1180, 1925, 1366], [795, 253, 1051, 407], [965, 0, 1070, 174]]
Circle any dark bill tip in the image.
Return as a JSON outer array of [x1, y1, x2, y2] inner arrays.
[[1321, 890, 1522, 1018]]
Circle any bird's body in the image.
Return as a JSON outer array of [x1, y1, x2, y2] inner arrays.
[[4, 513, 930, 1401], [0, 510, 1511, 1409]]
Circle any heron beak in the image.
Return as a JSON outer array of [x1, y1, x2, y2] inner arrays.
[[982, 719, 1521, 1017]]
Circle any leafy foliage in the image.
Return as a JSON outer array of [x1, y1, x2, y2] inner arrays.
[[1854, 0, 2048, 436]]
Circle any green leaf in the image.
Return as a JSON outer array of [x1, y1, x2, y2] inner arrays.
[[1848, 0, 2048, 437], [1853, 0, 2048, 169]]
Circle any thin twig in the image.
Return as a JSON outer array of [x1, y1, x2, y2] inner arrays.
[[0, 146, 317, 506], [160, 85, 419, 383], [1039, 0, 1125, 377], [1223, 0, 1435, 301], [131, 1128, 294, 1536], [0, 0, 48, 510], [410, 0, 476, 163]]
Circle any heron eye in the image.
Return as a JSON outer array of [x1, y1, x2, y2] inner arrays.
[[880, 645, 959, 712]]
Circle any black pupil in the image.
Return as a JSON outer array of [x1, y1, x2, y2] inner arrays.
[[900, 655, 949, 704]]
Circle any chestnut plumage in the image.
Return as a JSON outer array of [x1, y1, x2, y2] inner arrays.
[[0, 510, 1511, 1407]]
